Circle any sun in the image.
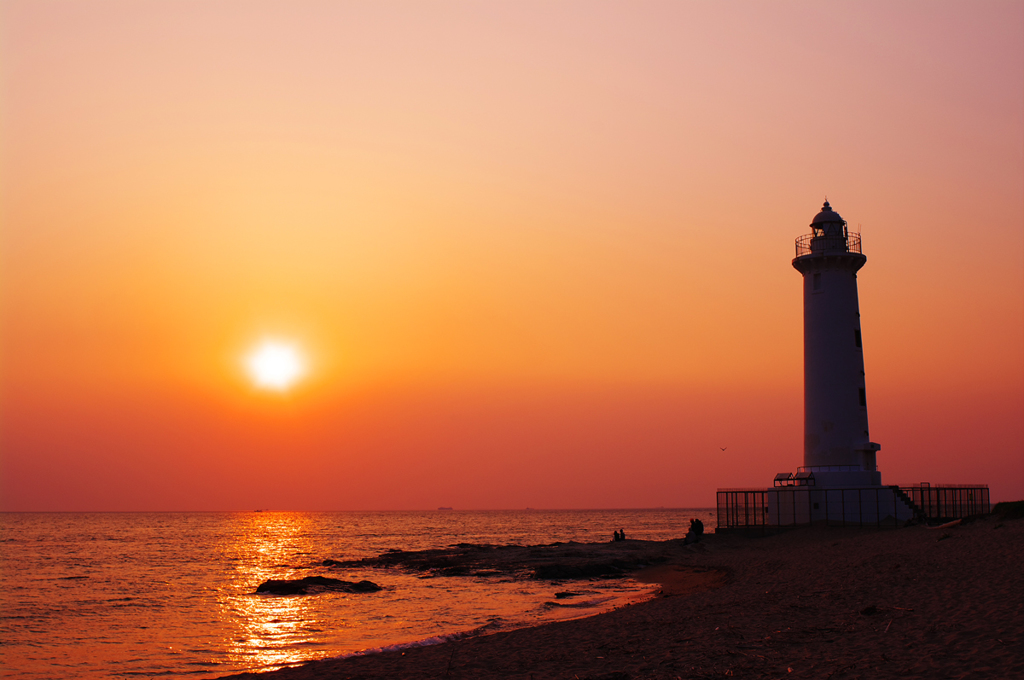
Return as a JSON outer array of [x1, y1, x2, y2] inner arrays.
[[245, 341, 306, 391]]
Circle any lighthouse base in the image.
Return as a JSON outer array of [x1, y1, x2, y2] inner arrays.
[[717, 486, 916, 529], [716, 482, 992, 530]]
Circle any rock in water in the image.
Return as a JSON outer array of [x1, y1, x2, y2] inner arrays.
[[348, 580, 384, 592], [256, 576, 382, 595], [554, 591, 584, 599]]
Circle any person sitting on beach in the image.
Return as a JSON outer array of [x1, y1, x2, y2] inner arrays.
[[619, 529, 626, 541], [683, 518, 704, 545], [612, 530, 619, 542]]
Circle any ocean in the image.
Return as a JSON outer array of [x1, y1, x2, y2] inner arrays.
[[0, 509, 715, 679]]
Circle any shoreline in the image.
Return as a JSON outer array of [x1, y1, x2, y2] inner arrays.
[[268, 578, 661, 670], [219, 513, 1024, 679]]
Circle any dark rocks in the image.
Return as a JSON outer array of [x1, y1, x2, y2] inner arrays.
[[347, 580, 383, 592], [321, 539, 679, 582], [554, 591, 583, 599], [256, 576, 382, 595]]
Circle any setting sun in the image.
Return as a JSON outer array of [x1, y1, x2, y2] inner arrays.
[[246, 341, 305, 391]]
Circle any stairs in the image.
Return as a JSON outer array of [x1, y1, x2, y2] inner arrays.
[[890, 486, 928, 523]]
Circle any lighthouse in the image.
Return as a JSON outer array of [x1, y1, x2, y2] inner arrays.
[[714, 198, 990, 529], [792, 201, 881, 488]]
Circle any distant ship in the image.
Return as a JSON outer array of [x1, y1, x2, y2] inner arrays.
[[437, 506, 453, 511]]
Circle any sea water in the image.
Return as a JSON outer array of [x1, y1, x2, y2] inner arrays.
[[0, 509, 714, 679]]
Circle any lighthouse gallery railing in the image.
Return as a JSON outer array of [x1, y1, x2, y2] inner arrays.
[[794, 233, 862, 258]]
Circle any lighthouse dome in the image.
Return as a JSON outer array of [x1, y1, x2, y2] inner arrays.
[[811, 200, 845, 226]]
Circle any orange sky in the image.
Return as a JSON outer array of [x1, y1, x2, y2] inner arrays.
[[2, 1, 1022, 510]]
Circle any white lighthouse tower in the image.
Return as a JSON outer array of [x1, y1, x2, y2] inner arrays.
[[715, 199, 990, 530], [792, 200, 881, 488]]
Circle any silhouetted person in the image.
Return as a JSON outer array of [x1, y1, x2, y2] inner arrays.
[[619, 529, 625, 541], [683, 517, 704, 545]]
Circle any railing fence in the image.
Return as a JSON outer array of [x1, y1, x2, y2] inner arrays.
[[795, 232, 863, 257], [716, 484, 990, 530]]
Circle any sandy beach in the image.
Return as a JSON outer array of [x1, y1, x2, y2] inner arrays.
[[219, 512, 1023, 680]]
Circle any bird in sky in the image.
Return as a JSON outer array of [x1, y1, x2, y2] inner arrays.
[[719, 447, 728, 452]]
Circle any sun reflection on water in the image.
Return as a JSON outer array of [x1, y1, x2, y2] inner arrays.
[[203, 510, 701, 677], [219, 513, 333, 673]]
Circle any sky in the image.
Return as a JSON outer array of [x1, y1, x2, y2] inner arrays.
[[1, 0, 1021, 510]]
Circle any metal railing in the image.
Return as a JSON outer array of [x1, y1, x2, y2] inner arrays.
[[898, 484, 990, 520], [795, 232, 862, 257], [798, 465, 868, 473], [716, 487, 904, 530], [716, 483, 991, 530], [717, 489, 771, 529]]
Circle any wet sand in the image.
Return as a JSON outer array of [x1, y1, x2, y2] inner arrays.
[[220, 513, 1023, 679]]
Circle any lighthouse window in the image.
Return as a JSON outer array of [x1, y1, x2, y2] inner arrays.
[[859, 388, 867, 406], [854, 329, 862, 347], [813, 272, 821, 290]]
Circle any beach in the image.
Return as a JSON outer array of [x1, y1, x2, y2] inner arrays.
[[219, 513, 1023, 679]]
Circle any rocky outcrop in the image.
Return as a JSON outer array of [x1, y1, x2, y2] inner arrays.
[[256, 576, 382, 595], [321, 539, 687, 581]]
